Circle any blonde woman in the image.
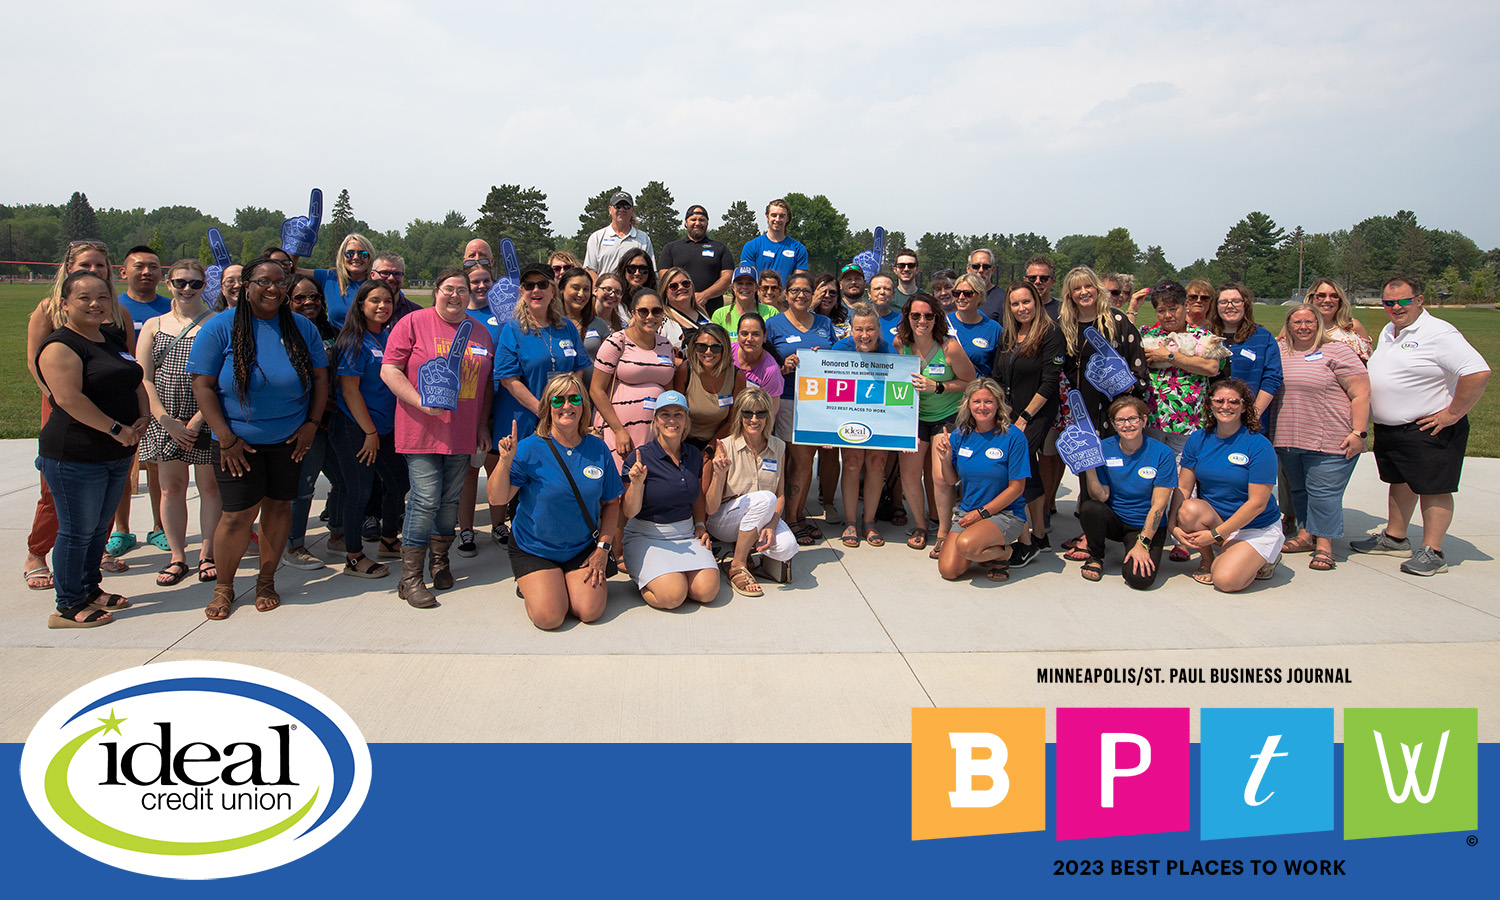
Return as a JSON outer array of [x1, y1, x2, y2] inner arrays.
[[294, 232, 374, 327], [659, 265, 713, 350], [932, 379, 1030, 581], [672, 322, 747, 451], [703, 385, 799, 596], [1301, 278, 1372, 361]]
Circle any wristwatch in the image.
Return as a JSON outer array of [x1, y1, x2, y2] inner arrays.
[[1138, 534, 1152, 547], [1210, 527, 1225, 545], [935, 381, 945, 394], [1355, 430, 1368, 438], [108, 421, 123, 436], [978, 507, 993, 519], [596, 540, 612, 553]]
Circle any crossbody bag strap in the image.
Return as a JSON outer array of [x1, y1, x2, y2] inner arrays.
[[544, 436, 600, 540], [154, 309, 212, 366]]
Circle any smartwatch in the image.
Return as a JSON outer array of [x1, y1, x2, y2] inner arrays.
[[935, 381, 945, 394], [596, 540, 612, 553], [108, 421, 123, 436], [978, 507, 993, 519]]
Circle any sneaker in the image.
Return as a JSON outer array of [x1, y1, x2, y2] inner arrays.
[[327, 535, 346, 554], [823, 503, 842, 525], [492, 522, 511, 545], [457, 529, 478, 557], [318, 506, 331, 522], [1400, 545, 1448, 576], [362, 515, 380, 541], [1031, 533, 1052, 553], [1010, 541, 1039, 569], [1349, 531, 1411, 556], [283, 546, 325, 570]]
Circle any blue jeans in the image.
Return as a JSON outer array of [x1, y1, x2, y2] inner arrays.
[[1276, 447, 1359, 539], [40, 456, 133, 613], [403, 453, 468, 547], [289, 429, 346, 547], [331, 411, 407, 558]]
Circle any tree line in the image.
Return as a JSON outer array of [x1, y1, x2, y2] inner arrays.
[[4, 189, 1496, 301]]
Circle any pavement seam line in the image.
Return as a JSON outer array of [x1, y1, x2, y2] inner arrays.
[[826, 532, 938, 709]]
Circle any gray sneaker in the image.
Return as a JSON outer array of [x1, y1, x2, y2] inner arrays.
[[1349, 531, 1411, 556], [283, 545, 326, 570], [1400, 545, 1448, 576]]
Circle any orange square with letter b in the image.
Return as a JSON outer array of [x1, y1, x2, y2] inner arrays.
[[911, 708, 1046, 840], [799, 377, 825, 401]]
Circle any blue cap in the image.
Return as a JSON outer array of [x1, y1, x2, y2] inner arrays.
[[653, 390, 689, 413], [732, 264, 758, 282]]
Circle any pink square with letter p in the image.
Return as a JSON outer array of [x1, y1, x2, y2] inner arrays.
[[1056, 707, 1190, 840]]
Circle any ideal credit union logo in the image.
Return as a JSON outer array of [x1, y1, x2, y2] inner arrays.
[[911, 707, 1476, 842], [20, 661, 372, 879]]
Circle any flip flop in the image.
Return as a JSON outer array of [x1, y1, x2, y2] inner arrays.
[[1062, 545, 1092, 562], [105, 532, 136, 557], [156, 561, 190, 586], [928, 537, 945, 560], [48, 607, 112, 629], [1191, 565, 1214, 586], [146, 529, 170, 551], [24, 566, 53, 591], [100, 556, 129, 574], [1062, 534, 1084, 551], [906, 528, 927, 551], [1168, 545, 1192, 562]]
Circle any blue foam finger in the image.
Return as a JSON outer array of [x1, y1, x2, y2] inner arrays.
[[307, 188, 323, 231], [416, 319, 474, 411], [1082, 326, 1137, 397], [500, 238, 519, 280], [872, 226, 885, 263], [1056, 390, 1105, 474], [445, 319, 474, 368], [203, 265, 222, 303], [487, 274, 518, 326], [852, 225, 884, 281], [207, 228, 232, 269]]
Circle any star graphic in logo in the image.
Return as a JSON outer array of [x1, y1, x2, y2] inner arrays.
[[97, 708, 126, 736]]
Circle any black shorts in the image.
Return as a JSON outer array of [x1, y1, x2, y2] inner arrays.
[[507, 541, 596, 578], [214, 440, 301, 512], [1373, 417, 1469, 495], [916, 414, 957, 443]]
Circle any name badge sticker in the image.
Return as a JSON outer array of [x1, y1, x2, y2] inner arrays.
[[958, 447, 974, 458], [563, 348, 577, 357], [929, 365, 946, 376], [1105, 457, 1125, 467], [761, 458, 778, 472], [642, 397, 656, 412], [586, 330, 599, 339], [119, 352, 137, 362], [602, 237, 617, 246], [702, 249, 715, 257], [717, 395, 734, 407], [762, 250, 775, 258], [658, 354, 674, 365], [370, 348, 383, 359], [469, 346, 488, 357], [1239, 348, 1257, 361], [1304, 351, 1323, 361], [785, 335, 801, 344]]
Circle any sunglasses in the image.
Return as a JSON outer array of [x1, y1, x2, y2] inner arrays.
[[635, 307, 665, 318], [693, 342, 724, 354], [1312, 291, 1340, 301], [968, 263, 993, 271], [462, 258, 492, 269], [343, 249, 371, 260], [667, 280, 692, 291], [909, 311, 937, 321], [290, 292, 322, 303], [549, 393, 585, 408], [521, 280, 550, 291], [624, 264, 650, 275], [952, 289, 977, 299], [170, 278, 206, 290], [70, 239, 109, 249], [1186, 293, 1212, 302], [786, 287, 813, 297], [1210, 397, 1244, 406], [894, 262, 917, 269], [1382, 296, 1416, 307], [1108, 289, 1124, 297], [1024, 274, 1052, 283], [740, 409, 769, 420]]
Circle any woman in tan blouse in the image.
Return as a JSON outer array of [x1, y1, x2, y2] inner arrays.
[[702, 385, 799, 596]]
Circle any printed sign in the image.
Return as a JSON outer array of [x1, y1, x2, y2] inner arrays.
[[279, 188, 323, 258], [1056, 389, 1105, 474], [417, 318, 473, 411], [791, 349, 919, 451]]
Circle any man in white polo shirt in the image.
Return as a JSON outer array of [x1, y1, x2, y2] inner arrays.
[[1352, 275, 1490, 575], [584, 191, 654, 279]]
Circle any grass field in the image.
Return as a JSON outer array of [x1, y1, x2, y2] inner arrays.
[[3, 284, 1494, 454]]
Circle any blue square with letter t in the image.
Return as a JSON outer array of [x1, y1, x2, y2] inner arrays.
[[1200, 707, 1334, 840]]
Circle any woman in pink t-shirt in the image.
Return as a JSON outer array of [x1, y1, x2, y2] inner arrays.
[[1272, 304, 1369, 571], [380, 268, 494, 607], [730, 313, 783, 421], [589, 287, 676, 474]]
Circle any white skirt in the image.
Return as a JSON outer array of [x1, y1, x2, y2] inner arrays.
[[1227, 521, 1286, 563], [623, 517, 719, 587]]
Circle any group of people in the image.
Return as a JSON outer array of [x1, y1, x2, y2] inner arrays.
[[26, 196, 1490, 631]]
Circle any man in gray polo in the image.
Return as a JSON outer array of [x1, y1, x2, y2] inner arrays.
[[584, 191, 654, 278]]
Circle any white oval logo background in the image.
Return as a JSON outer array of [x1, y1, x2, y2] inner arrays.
[[1138, 466, 1158, 479], [20, 661, 371, 879], [582, 465, 604, 480], [1227, 453, 1250, 466], [985, 447, 1004, 460], [837, 422, 872, 444]]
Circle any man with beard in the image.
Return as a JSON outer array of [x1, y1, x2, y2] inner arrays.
[[659, 204, 733, 311]]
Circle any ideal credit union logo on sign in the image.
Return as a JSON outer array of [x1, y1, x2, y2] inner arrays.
[[20, 661, 372, 879], [911, 707, 1475, 842]]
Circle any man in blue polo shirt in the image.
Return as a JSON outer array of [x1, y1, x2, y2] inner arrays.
[[739, 198, 809, 281], [584, 191, 654, 279], [117, 246, 170, 338]]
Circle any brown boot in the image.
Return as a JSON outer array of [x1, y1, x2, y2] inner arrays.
[[429, 534, 455, 590], [398, 545, 437, 608]]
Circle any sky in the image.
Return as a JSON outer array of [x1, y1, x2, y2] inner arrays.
[[5, 0, 1497, 266]]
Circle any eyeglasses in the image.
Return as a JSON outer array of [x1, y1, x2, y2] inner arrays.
[[436, 285, 469, 296], [521, 280, 550, 291], [374, 269, 403, 279], [291, 292, 321, 303], [1024, 274, 1052, 283], [1382, 296, 1416, 307], [741, 409, 769, 420], [462, 258, 492, 269], [343, 249, 371, 260], [894, 262, 917, 270], [760, 285, 782, 293], [246, 278, 282, 289], [1210, 397, 1244, 407], [952, 289, 977, 299], [693, 343, 724, 355], [1113, 416, 1144, 426], [597, 285, 622, 296], [1312, 291, 1339, 301], [635, 307, 665, 318], [170, 278, 206, 290], [551, 265, 567, 274], [1186, 294, 1213, 302], [909, 311, 937, 321], [624, 264, 650, 275], [1217, 298, 1245, 307], [786, 287, 813, 296], [549, 393, 585, 408], [667, 280, 692, 292]]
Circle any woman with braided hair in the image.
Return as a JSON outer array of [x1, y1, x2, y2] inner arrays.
[[188, 257, 329, 619]]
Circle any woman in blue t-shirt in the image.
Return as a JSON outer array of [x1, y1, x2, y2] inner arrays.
[[331, 281, 408, 579], [932, 378, 1030, 582], [491, 373, 624, 631], [1208, 282, 1282, 430], [1078, 396, 1178, 589], [292, 232, 373, 328], [1171, 378, 1286, 592]]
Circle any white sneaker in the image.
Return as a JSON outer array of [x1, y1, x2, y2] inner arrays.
[[283, 546, 325, 570]]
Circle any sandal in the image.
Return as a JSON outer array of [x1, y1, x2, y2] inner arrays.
[[906, 528, 927, 551], [378, 536, 402, 559], [1062, 545, 1092, 562], [792, 520, 821, 546], [1062, 534, 1084, 551], [198, 557, 217, 582], [254, 575, 281, 612], [155, 561, 190, 586], [105, 532, 136, 557], [205, 584, 234, 620], [1081, 559, 1104, 582], [890, 507, 908, 527], [986, 562, 1010, 582], [24, 566, 53, 591], [1282, 534, 1316, 554], [343, 552, 390, 579], [1309, 550, 1336, 571], [87, 588, 130, 610], [1191, 565, 1214, 586], [100, 556, 129, 574], [865, 527, 884, 547], [1255, 554, 1280, 580], [929, 536, 945, 560], [146, 529, 170, 551], [48, 607, 112, 629], [728, 563, 763, 597], [840, 525, 859, 548]]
